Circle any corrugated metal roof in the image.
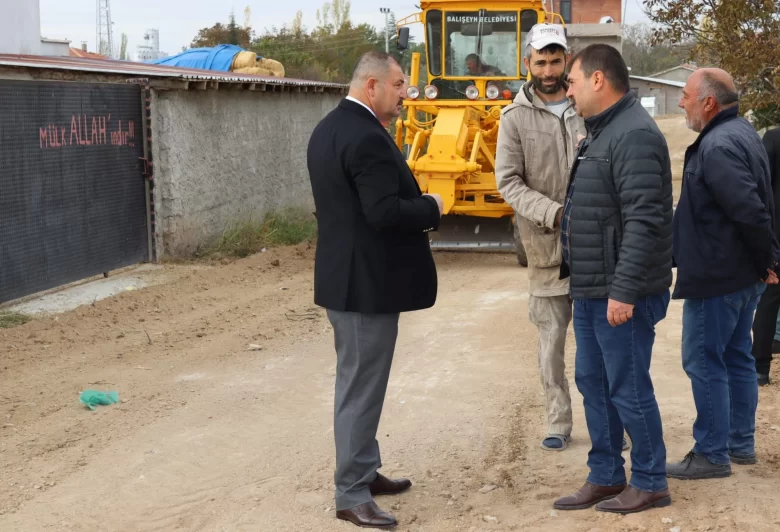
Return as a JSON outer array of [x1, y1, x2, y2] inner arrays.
[[648, 64, 698, 78], [629, 75, 686, 88], [0, 54, 347, 90]]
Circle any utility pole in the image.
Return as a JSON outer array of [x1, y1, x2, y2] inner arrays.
[[380, 7, 391, 53], [96, 0, 114, 58]]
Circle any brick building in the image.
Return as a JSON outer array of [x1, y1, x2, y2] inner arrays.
[[552, 0, 624, 54], [551, 0, 622, 24]]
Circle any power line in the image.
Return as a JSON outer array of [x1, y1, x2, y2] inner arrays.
[[266, 41, 387, 55], [256, 27, 401, 53]]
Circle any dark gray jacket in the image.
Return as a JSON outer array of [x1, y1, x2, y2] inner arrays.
[[560, 92, 674, 304], [673, 107, 777, 299]]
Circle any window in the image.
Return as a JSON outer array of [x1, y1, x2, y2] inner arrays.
[[519, 10, 538, 77], [425, 10, 443, 76], [444, 10, 520, 78], [558, 0, 572, 24]]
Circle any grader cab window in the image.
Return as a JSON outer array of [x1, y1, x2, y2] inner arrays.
[[426, 10, 443, 76], [444, 10, 520, 78]]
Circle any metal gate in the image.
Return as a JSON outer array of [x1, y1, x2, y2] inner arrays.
[[0, 80, 149, 304]]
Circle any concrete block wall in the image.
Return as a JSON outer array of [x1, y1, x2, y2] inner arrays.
[[566, 24, 623, 55], [150, 88, 343, 257]]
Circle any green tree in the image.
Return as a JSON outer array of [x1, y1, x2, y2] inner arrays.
[[315, 0, 351, 33], [191, 16, 253, 49], [620, 23, 691, 76], [228, 11, 240, 45], [645, 0, 780, 129], [253, 2, 383, 83], [119, 33, 128, 60]]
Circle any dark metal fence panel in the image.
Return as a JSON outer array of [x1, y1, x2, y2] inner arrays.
[[0, 80, 148, 304]]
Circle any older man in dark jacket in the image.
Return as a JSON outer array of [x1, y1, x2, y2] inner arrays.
[[553, 44, 674, 515], [668, 68, 779, 480]]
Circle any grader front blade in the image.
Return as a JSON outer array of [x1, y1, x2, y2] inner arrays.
[[429, 215, 514, 252], [399, 103, 526, 260]]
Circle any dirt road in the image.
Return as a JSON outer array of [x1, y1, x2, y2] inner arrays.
[[2, 244, 780, 532]]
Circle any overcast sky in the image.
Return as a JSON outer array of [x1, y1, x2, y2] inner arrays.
[[39, 0, 649, 60]]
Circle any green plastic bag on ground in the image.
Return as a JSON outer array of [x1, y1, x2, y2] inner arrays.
[[79, 390, 119, 410]]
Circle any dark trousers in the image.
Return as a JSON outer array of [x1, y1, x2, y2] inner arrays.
[[573, 291, 670, 493], [751, 283, 780, 375], [327, 309, 400, 510]]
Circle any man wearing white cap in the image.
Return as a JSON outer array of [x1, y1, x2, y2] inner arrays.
[[496, 24, 588, 452]]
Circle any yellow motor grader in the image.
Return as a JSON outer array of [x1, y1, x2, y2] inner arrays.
[[394, 0, 564, 263]]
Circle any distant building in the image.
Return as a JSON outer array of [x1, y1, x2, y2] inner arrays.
[[137, 29, 167, 62], [0, 0, 69, 56], [629, 75, 685, 116], [566, 23, 623, 55], [552, 0, 623, 54], [647, 64, 699, 84], [549, 0, 622, 24], [70, 42, 107, 60], [40, 37, 70, 56]]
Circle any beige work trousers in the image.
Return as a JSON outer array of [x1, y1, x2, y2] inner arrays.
[[528, 294, 573, 437]]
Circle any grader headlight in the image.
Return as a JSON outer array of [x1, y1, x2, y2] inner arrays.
[[465, 85, 479, 100], [407, 86, 420, 100], [486, 84, 500, 100], [424, 85, 439, 100]]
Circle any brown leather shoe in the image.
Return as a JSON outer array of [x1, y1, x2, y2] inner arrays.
[[336, 501, 397, 528], [553, 481, 626, 510], [368, 473, 412, 496], [595, 485, 671, 514]]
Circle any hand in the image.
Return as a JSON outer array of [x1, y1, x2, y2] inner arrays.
[[607, 298, 634, 327], [424, 193, 444, 216], [555, 208, 563, 228], [764, 269, 779, 285], [576, 133, 586, 147]]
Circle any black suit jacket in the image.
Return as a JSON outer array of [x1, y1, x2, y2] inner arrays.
[[307, 98, 441, 314]]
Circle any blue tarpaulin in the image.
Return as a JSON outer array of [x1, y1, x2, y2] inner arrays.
[[149, 44, 245, 71]]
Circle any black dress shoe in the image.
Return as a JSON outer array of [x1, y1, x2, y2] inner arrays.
[[758, 372, 770, 386], [667, 450, 731, 480], [336, 501, 397, 529], [368, 473, 412, 495]]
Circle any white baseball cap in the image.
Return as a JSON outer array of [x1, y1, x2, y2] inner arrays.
[[527, 23, 568, 52]]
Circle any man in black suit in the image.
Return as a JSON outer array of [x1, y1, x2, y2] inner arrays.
[[307, 51, 443, 529]]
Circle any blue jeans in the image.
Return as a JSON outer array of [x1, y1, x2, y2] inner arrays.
[[574, 291, 670, 493], [682, 282, 764, 464], [774, 308, 780, 343]]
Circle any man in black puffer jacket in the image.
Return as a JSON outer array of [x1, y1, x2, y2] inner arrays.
[[667, 68, 779, 481], [553, 45, 674, 515]]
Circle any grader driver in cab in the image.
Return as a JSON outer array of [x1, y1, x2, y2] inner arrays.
[[394, 0, 564, 265]]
